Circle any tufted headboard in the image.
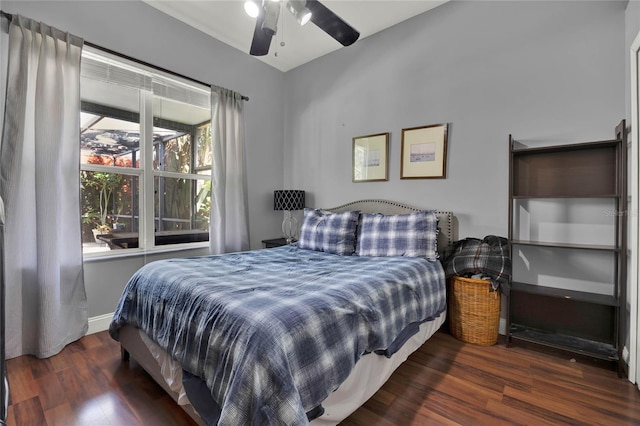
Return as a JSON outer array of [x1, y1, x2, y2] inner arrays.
[[323, 199, 455, 257]]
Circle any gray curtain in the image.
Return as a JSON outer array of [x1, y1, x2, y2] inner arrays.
[[210, 85, 250, 254], [0, 15, 87, 359]]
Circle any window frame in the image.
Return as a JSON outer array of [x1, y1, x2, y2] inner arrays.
[[81, 72, 212, 259]]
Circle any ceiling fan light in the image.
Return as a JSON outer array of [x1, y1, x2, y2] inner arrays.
[[286, 0, 312, 26], [298, 9, 312, 26], [244, 0, 260, 18]]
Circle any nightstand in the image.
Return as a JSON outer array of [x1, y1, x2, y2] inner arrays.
[[262, 238, 293, 248]]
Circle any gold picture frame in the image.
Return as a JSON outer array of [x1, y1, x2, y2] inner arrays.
[[352, 132, 389, 182], [400, 123, 448, 179]]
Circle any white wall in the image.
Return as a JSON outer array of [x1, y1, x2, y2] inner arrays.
[[283, 0, 627, 239], [1, 0, 285, 317], [626, 0, 640, 124]]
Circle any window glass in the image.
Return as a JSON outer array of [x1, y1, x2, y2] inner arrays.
[[196, 122, 212, 170], [154, 177, 211, 232], [81, 172, 139, 252], [80, 67, 141, 254], [81, 114, 141, 168], [152, 95, 210, 174], [156, 133, 191, 173]]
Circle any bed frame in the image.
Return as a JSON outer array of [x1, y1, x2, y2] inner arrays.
[[117, 200, 455, 426]]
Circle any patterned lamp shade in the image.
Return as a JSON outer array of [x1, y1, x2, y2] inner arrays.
[[273, 190, 305, 211]]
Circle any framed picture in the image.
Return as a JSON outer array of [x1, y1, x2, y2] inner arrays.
[[352, 132, 389, 182], [401, 123, 448, 179]]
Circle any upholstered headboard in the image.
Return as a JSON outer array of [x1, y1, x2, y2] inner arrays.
[[323, 199, 455, 256]]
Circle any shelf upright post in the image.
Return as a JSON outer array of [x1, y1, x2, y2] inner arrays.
[[507, 135, 514, 347]]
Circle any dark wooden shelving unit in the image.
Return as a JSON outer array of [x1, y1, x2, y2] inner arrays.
[[507, 120, 627, 376], [510, 281, 618, 306], [509, 324, 618, 360], [511, 194, 620, 199], [509, 240, 620, 252]]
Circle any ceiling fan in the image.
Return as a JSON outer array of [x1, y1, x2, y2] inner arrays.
[[244, 0, 360, 56]]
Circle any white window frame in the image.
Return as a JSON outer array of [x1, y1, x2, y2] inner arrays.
[[81, 50, 212, 259]]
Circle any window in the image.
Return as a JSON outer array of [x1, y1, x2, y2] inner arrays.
[[80, 49, 211, 255]]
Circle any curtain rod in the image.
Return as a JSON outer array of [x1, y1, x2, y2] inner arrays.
[[0, 10, 249, 102]]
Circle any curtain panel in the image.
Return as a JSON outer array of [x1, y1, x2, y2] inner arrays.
[[210, 86, 250, 254], [0, 15, 87, 359]]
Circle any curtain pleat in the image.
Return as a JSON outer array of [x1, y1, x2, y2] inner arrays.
[[0, 15, 87, 359], [210, 85, 250, 254]]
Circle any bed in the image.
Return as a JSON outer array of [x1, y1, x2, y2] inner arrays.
[[109, 200, 454, 425]]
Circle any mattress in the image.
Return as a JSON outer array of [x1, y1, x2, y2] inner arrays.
[[118, 309, 445, 425]]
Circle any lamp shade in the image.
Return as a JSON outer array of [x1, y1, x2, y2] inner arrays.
[[274, 190, 305, 211]]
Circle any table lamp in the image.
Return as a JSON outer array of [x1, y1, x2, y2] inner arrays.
[[273, 190, 305, 244]]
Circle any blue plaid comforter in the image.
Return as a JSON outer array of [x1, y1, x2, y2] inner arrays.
[[109, 245, 446, 425]]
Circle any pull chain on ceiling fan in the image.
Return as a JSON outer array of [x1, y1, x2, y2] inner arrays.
[[275, 2, 286, 57], [245, 0, 360, 56]]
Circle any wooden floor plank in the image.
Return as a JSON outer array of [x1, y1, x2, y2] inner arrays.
[[43, 403, 76, 426], [502, 385, 588, 424], [485, 399, 560, 426], [5, 356, 39, 406], [34, 372, 66, 411], [10, 396, 47, 426], [531, 375, 640, 422], [5, 330, 640, 425]]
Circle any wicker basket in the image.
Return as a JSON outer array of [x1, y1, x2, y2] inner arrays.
[[448, 276, 501, 346]]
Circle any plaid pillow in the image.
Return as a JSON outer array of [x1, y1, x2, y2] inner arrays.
[[297, 208, 360, 255], [356, 210, 439, 260]]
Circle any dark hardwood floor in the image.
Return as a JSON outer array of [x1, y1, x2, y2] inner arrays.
[[5, 330, 640, 425]]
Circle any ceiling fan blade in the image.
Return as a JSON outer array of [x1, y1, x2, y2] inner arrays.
[[249, 10, 273, 56], [306, 0, 360, 47]]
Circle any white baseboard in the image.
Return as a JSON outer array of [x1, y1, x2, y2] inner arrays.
[[87, 312, 114, 335]]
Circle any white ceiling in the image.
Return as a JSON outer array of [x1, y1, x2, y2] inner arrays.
[[143, 0, 449, 72]]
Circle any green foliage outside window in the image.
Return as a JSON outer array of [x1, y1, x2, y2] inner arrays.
[[196, 123, 212, 169], [196, 180, 211, 228], [81, 171, 124, 231]]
